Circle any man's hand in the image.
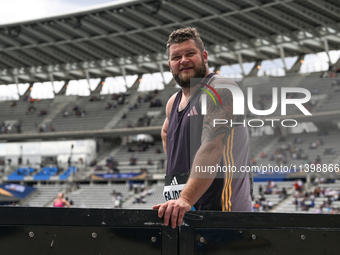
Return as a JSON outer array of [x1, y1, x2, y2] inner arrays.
[[152, 198, 192, 228]]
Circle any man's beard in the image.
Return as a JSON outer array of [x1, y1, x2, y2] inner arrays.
[[173, 59, 207, 88]]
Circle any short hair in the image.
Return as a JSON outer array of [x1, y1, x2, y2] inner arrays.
[[166, 27, 205, 57]]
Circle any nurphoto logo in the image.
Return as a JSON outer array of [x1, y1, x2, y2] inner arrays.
[[197, 82, 311, 128]]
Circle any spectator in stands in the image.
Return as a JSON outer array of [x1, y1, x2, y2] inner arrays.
[[146, 117, 151, 126], [14, 121, 22, 134], [111, 189, 116, 196], [294, 180, 303, 192], [128, 104, 135, 111], [113, 191, 123, 208], [260, 152, 266, 158], [106, 156, 115, 167], [95, 164, 102, 171], [37, 125, 44, 133], [117, 96, 124, 105], [137, 116, 145, 127], [63, 111, 69, 117], [133, 196, 141, 204], [280, 187, 287, 199], [320, 71, 329, 78], [293, 197, 299, 211], [315, 155, 321, 164], [315, 205, 323, 214], [324, 148, 335, 155], [38, 110, 47, 116], [316, 139, 324, 146], [141, 195, 147, 204], [294, 137, 302, 144], [264, 185, 272, 195], [89, 96, 99, 101], [105, 102, 113, 110], [130, 155, 137, 165], [158, 159, 165, 170], [258, 185, 263, 196], [309, 142, 317, 149], [26, 105, 36, 114], [90, 159, 98, 167], [266, 201, 273, 210], [0, 122, 8, 134], [150, 99, 162, 108], [254, 201, 261, 212], [147, 159, 153, 165], [114, 199, 120, 208], [67, 157, 71, 168], [53, 192, 71, 208], [137, 141, 149, 152], [113, 166, 120, 174]]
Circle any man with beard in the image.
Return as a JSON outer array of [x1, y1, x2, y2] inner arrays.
[[153, 27, 252, 228]]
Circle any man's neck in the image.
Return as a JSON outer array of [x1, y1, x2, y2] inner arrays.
[[181, 72, 211, 98]]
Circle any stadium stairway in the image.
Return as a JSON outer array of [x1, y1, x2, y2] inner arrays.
[[270, 194, 297, 213], [252, 136, 280, 162], [25, 184, 65, 207], [332, 154, 340, 165], [123, 183, 164, 210], [104, 91, 139, 129], [87, 146, 121, 176], [249, 135, 276, 160], [38, 101, 69, 128]]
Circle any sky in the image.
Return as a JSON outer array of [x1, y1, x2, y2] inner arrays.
[[0, 0, 118, 25], [0, 0, 339, 100]]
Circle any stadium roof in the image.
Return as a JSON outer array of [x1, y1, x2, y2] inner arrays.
[[0, 0, 339, 85]]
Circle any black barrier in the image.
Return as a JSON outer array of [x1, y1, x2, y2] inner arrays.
[[180, 211, 340, 255], [0, 207, 177, 255], [0, 207, 339, 254]]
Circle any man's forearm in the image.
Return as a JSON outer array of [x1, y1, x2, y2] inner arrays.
[[179, 142, 222, 206], [162, 139, 167, 154]]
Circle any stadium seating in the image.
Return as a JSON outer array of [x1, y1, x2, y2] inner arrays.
[[123, 183, 164, 210], [0, 73, 339, 214], [25, 184, 65, 207], [66, 183, 130, 209], [253, 132, 339, 168], [252, 181, 295, 212]]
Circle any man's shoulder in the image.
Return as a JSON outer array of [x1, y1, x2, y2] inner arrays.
[[165, 91, 179, 117], [167, 91, 179, 107], [169, 91, 179, 101], [209, 74, 239, 88]]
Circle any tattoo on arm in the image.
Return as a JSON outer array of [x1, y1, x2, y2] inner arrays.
[[201, 87, 234, 145]]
